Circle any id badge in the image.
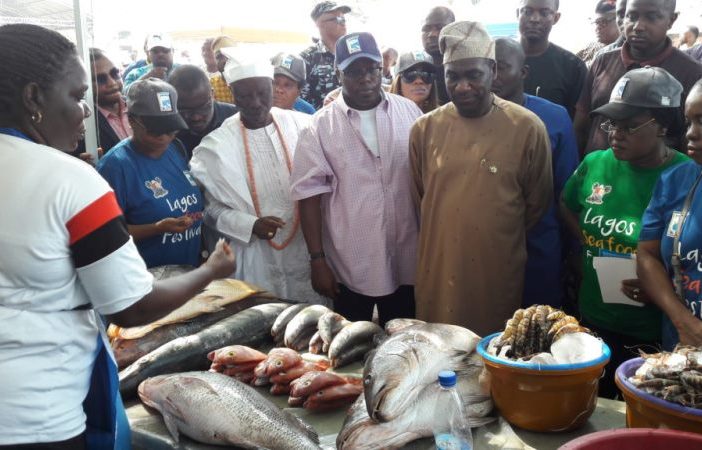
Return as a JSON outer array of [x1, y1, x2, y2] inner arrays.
[[183, 170, 197, 187], [667, 211, 684, 238]]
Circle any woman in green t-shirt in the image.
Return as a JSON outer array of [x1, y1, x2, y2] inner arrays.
[[561, 67, 689, 399]]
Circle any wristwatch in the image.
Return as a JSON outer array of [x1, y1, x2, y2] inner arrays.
[[309, 251, 325, 261]]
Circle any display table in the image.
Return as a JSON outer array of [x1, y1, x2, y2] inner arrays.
[[127, 392, 626, 450]]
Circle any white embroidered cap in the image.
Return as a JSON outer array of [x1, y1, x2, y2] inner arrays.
[[221, 47, 274, 84]]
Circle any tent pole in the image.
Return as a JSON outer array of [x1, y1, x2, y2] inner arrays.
[[74, 0, 99, 162]]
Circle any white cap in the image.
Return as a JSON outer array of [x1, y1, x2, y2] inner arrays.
[[221, 47, 274, 84], [146, 33, 173, 51]]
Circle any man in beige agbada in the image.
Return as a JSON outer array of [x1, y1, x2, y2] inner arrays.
[[410, 21, 553, 336]]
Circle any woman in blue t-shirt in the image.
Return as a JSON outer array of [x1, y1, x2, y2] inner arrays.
[[98, 78, 204, 268], [638, 79, 702, 349]]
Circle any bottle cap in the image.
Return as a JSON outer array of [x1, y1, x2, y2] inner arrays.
[[438, 370, 456, 387]]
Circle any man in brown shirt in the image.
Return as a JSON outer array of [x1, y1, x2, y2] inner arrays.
[[574, 0, 702, 155], [410, 21, 553, 337]]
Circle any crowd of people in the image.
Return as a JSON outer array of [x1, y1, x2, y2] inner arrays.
[[2, 0, 702, 448]]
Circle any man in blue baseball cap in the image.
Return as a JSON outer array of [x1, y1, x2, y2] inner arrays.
[[291, 32, 423, 325]]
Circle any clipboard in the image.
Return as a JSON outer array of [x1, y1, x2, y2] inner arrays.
[[592, 255, 643, 307]]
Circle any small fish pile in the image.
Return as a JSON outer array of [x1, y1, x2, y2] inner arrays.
[[288, 371, 363, 411], [138, 371, 321, 449], [273, 304, 332, 351], [207, 345, 267, 383], [337, 322, 494, 449], [629, 345, 702, 409], [495, 305, 591, 359], [271, 305, 385, 368], [254, 348, 330, 395]]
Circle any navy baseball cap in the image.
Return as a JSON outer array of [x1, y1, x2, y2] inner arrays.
[[335, 32, 382, 71]]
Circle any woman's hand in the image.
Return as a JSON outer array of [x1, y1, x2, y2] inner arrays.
[[203, 238, 236, 279], [621, 278, 652, 304], [156, 215, 193, 233]]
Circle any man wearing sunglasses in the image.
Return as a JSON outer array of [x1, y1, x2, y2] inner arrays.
[[292, 32, 422, 325], [74, 48, 131, 161], [168, 65, 237, 160], [300, 1, 351, 110]]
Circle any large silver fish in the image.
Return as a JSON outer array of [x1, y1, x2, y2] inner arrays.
[[138, 371, 320, 449], [337, 386, 493, 450], [363, 323, 491, 422], [120, 303, 288, 398]]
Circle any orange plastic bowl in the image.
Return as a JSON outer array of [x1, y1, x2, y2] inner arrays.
[[477, 333, 611, 432], [615, 358, 702, 433]]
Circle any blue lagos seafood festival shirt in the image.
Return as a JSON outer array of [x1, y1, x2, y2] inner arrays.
[[640, 161, 702, 349], [97, 139, 203, 268]]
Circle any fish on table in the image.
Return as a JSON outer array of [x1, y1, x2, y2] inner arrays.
[[284, 305, 331, 351], [328, 321, 384, 368], [337, 323, 495, 449], [138, 371, 321, 449], [112, 296, 275, 369], [109, 279, 268, 341], [119, 303, 289, 398], [272, 304, 310, 345], [317, 312, 351, 353]]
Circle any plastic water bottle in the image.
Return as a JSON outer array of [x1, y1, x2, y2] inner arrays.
[[433, 370, 473, 450]]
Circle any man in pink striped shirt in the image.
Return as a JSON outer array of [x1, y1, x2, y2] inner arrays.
[[75, 49, 132, 161], [291, 32, 422, 325]]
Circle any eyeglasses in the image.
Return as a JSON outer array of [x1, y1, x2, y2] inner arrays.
[[518, 7, 556, 19], [401, 70, 434, 84], [178, 99, 213, 118], [600, 118, 656, 134], [322, 16, 346, 25], [95, 68, 120, 85], [343, 66, 381, 80]]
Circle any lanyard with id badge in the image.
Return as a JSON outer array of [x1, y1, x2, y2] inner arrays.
[[671, 172, 702, 301]]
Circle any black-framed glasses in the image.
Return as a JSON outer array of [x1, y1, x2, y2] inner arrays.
[[401, 70, 434, 84], [96, 68, 120, 85], [600, 118, 656, 134], [343, 65, 381, 80], [518, 7, 556, 19], [322, 16, 346, 25], [178, 99, 213, 118]]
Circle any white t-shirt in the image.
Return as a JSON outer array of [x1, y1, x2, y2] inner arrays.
[[356, 107, 380, 157], [0, 134, 153, 445]]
